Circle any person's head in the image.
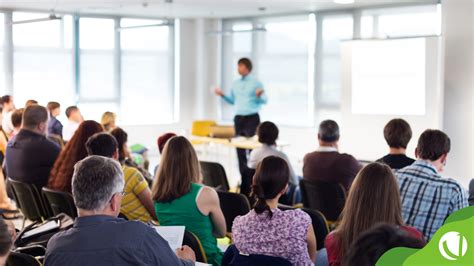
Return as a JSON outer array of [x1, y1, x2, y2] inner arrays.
[[336, 162, 404, 259], [65, 106, 83, 123], [383, 119, 412, 150], [251, 156, 289, 218], [257, 121, 279, 146], [72, 156, 124, 217], [318, 120, 340, 145], [415, 129, 450, 172], [1, 95, 14, 112], [110, 127, 129, 162], [238, 58, 252, 76], [11, 108, 24, 130], [101, 111, 117, 132], [49, 120, 104, 192], [21, 105, 49, 135], [47, 101, 61, 117], [25, 99, 38, 107], [342, 223, 425, 266], [152, 136, 200, 203], [157, 132, 177, 154], [0, 218, 12, 264], [86, 132, 119, 159]]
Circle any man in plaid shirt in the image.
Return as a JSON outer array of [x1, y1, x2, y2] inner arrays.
[[396, 129, 468, 240]]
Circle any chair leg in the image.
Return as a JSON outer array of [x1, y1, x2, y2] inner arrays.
[[21, 216, 26, 230]]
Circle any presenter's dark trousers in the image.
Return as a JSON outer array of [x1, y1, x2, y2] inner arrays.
[[234, 113, 260, 199]]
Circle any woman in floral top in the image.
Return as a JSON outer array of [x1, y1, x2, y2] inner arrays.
[[232, 156, 317, 265]]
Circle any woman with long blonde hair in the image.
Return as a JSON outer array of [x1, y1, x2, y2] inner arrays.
[[152, 136, 226, 266], [100, 111, 117, 132], [325, 162, 424, 266]]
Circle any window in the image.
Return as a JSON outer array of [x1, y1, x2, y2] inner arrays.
[[257, 16, 315, 126], [120, 19, 174, 125], [318, 15, 353, 106], [79, 18, 116, 104], [221, 17, 315, 126], [12, 12, 74, 107]]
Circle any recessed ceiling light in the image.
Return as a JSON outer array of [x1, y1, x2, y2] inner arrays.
[[334, 0, 355, 4]]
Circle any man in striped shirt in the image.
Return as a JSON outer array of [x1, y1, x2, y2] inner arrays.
[[396, 129, 468, 240]]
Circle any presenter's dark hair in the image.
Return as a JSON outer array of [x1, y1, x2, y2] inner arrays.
[[383, 119, 412, 149], [238, 58, 253, 72]]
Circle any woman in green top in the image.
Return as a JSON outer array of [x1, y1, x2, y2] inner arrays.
[[152, 136, 226, 266]]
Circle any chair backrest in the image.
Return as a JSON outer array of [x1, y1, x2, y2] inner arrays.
[[217, 191, 251, 233], [183, 230, 207, 263], [8, 178, 50, 222], [7, 252, 41, 266], [222, 245, 292, 266], [42, 187, 78, 219], [191, 120, 217, 137], [200, 161, 230, 191], [277, 204, 330, 251], [299, 179, 346, 221]]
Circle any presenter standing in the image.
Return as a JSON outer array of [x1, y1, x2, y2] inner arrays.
[[214, 58, 267, 197]]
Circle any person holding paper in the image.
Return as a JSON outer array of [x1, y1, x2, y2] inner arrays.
[[214, 58, 267, 197], [44, 156, 195, 266]]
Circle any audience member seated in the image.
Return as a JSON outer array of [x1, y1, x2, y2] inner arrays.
[[376, 119, 415, 170], [325, 163, 424, 266], [342, 224, 425, 266], [62, 106, 83, 142], [47, 102, 63, 138], [48, 120, 103, 193], [25, 99, 38, 107], [85, 133, 157, 223], [232, 156, 316, 265], [44, 156, 195, 266], [303, 120, 361, 191], [10, 108, 23, 138], [248, 121, 297, 185], [111, 127, 153, 183], [101, 111, 117, 132], [396, 129, 468, 240], [153, 136, 226, 266], [154, 132, 177, 175], [1, 95, 16, 135], [469, 179, 474, 206], [6, 105, 60, 189], [0, 218, 13, 265]]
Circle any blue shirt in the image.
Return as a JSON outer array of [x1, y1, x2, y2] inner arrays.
[[222, 75, 267, 116], [48, 117, 63, 138], [44, 215, 193, 266], [395, 160, 468, 240]]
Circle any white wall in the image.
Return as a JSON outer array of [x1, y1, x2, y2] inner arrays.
[[441, 0, 474, 187]]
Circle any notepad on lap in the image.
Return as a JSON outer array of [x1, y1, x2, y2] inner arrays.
[[154, 226, 185, 251]]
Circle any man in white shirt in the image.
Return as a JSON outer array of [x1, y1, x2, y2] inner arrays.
[[62, 106, 83, 142], [1, 95, 16, 135]]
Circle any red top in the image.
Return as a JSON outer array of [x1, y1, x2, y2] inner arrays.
[[325, 226, 423, 266]]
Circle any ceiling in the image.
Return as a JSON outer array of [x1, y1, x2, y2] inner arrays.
[[0, 0, 439, 19]]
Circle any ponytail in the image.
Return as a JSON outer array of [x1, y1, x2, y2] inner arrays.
[[251, 183, 273, 218]]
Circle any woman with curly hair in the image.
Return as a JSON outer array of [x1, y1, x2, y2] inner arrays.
[[48, 120, 104, 193]]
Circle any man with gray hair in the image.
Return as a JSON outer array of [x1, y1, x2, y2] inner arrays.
[[303, 120, 361, 191], [44, 156, 195, 266]]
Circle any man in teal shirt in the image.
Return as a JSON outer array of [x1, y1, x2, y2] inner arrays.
[[215, 58, 267, 197]]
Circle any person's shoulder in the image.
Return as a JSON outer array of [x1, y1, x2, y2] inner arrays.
[[46, 227, 75, 251], [338, 152, 358, 162], [283, 209, 311, 223]]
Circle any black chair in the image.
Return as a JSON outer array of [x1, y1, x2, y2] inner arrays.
[[42, 187, 78, 219], [183, 230, 207, 263], [278, 204, 329, 251], [200, 161, 230, 191], [222, 244, 292, 266], [299, 179, 346, 222], [8, 178, 51, 228], [217, 191, 251, 234], [7, 252, 41, 266]]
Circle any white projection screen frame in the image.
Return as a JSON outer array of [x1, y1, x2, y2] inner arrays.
[[340, 36, 443, 161]]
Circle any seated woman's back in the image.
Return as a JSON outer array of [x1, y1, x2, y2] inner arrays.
[[232, 156, 316, 265], [324, 162, 424, 266], [152, 136, 226, 266]]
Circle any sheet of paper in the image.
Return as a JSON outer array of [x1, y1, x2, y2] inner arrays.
[[22, 220, 60, 239], [154, 226, 185, 251], [195, 262, 212, 266]]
